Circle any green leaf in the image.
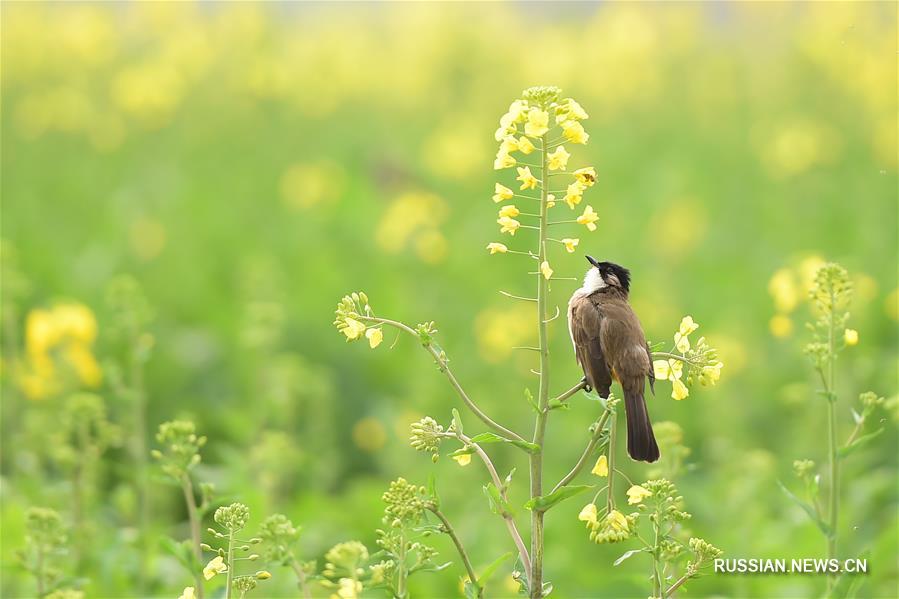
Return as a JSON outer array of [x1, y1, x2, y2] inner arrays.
[[452, 408, 463, 434], [777, 480, 833, 538], [839, 428, 884, 458], [524, 485, 592, 512], [547, 398, 571, 411], [510, 439, 541, 454], [450, 447, 477, 458], [613, 548, 646, 566], [524, 388, 539, 413], [159, 536, 197, 573], [479, 551, 514, 585], [427, 472, 440, 508], [464, 580, 482, 599], [469, 432, 510, 444], [468, 432, 540, 454], [483, 483, 512, 517]]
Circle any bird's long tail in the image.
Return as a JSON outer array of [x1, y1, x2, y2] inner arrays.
[[623, 387, 659, 463]]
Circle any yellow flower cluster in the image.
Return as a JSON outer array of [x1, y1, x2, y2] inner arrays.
[[333, 293, 383, 349], [17, 303, 102, 400], [487, 89, 599, 280], [653, 316, 724, 401]]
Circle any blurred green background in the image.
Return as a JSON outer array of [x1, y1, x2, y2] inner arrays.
[[1, 2, 897, 598]]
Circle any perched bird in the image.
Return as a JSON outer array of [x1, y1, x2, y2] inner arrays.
[[567, 256, 659, 462]]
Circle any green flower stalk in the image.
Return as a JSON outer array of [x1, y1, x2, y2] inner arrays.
[[258, 514, 313, 598], [153, 420, 209, 599], [333, 87, 724, 598], [17, 507, 68, 598], [203, 503, 269, 599]]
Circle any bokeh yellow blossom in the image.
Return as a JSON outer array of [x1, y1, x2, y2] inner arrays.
[[844, 328, 858, 346], [769, 314, 793, 337]]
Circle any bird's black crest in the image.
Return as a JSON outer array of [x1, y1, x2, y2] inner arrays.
[[597, 261, 631, 293]]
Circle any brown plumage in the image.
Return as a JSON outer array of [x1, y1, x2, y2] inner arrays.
[[568, 258, 659, 462]]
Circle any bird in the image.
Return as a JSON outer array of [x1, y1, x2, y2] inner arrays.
[[567, 256, 659, 462]]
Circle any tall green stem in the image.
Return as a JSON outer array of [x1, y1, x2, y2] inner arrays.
[[528, 131, 551, 598], [430, 507, 482, 598], [825, 290, 838, 594], [605, 414, 617, 512], [181, 474, 205, 599], [225, 529, 235, 599]]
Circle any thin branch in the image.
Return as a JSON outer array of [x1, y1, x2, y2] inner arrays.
[[512, 346, 541, 352], [359, 316, 526, 443], [551, 380, 587, 405], [665, 572, 692, 597], [458, 433, 533, 581], [550, 409, 611, 494], [543, 306, 561, 323], [500, 291, 538, 302], [428, 507, 482, 598]]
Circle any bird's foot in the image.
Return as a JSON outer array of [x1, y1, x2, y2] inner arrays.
[[581, 376, 593, 393]]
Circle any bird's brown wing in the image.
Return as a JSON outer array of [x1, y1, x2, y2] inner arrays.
[[569, 295, 613, 397], [595, 295, 651, 382]]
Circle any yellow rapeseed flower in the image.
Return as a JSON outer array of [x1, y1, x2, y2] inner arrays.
[[26, 309, 61, 355], [494, 150, 516, 170], [626, 485, 652, 505], [524, 108, 550, 137], [517, 136, 536, 155], [486, 242, 508, 254], [342, 318, 366, 340], [498, 205, 520, 218], [493, 183, 514, 203], [672, 378, 689, 401], [674, 331, 690, 353], [606, 510, 629, 532], [178, 587, 196, 599], [653, 359, 683, 381], [453, 453, 472, 466], [578, 503, 598, 524], [546, 194, 556, 208], [699, 362, 723, 386], [366, 328, 383, 349], [516, 166, 538, 190], [564, 182, 584, 209], [547, 146, 570, 171], [500, 137, 519, 154], [558, 98, 589, 121], [573, 167, 597, 187], [203, 556, 228, 580], [679, 316, 699, 335], [591, 454, 609, 477], [577, 205, 599, 231], [540, 261, 553, 280], [561, 238, 579, 253], [561, 120, 589, 144], [844, 328, 859, 346], [497, 216, 521, 235]]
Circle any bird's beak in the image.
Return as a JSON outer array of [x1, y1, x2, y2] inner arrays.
[[585, 255, 599, 267]]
